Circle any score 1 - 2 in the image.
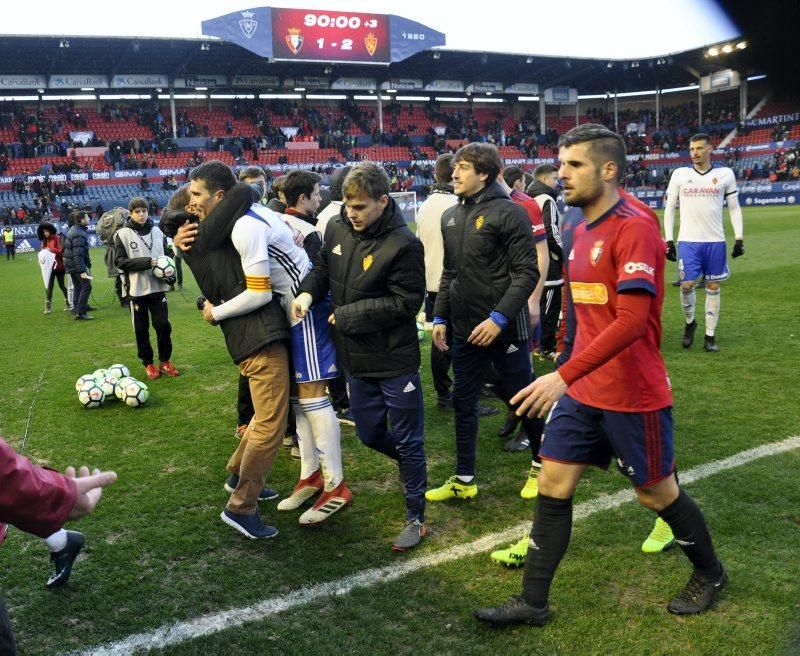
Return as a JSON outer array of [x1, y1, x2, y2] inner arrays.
[[317, 38, 353, 50]]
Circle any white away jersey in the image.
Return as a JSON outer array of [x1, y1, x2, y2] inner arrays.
[[231, 204, 311, 303], [666, 166, 738, 242]]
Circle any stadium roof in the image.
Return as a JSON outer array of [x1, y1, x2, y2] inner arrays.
[[0, 0, 741, 60], [0, 35, 759, 96]]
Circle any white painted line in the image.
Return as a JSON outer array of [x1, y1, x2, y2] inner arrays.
[[72, 434, 800, 656]]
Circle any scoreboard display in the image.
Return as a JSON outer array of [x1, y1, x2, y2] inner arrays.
[[202, 7, 445, 65], [271, 10, 390, 63]]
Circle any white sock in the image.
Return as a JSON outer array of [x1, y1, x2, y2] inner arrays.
[[456, 475, 474, 484], [299, 396, 343, 491], [44, 529, 67, 552], [705, 288, 720, 336], [291, 397, 319, 480], [681, 287, 696, 324]]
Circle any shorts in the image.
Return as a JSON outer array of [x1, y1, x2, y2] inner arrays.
[[678, 241, 729, 282], [539, 395, 675, 488], [290, 296, 338, 383]]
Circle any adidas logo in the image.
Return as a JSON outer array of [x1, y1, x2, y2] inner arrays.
[[332, 244, 342, 255], [506, 344, 518, 354], [403, 381, 416, 393], [446, 217, 455, 227], [327, 364, 337, 373]]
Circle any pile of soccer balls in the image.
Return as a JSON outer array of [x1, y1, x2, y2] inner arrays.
[[75, 363, 149, 409]]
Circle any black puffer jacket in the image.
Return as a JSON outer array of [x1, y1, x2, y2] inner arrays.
[[298, 198, 425, 378], [63, 223, 91, 274], [434, 180, 538, 342]]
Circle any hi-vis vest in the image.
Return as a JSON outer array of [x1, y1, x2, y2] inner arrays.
[[2, 229, 13, 245], [115, 225, 169, 297]]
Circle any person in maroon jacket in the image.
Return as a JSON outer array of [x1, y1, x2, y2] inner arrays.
[[0, 438, 116, 655]]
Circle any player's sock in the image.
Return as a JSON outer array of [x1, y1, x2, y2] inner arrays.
[[658, 488, 722, 579], [681, 287, 696, 324], [44, 529, 68, 552], [291, 397, 319, 480], [299, 396, 343, 491], [704, 288, 720, 337], [456, 474, 474, 484], [520, 494, 573, 607]]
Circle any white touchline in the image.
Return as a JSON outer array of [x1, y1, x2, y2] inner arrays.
[[72, 435, 800, 656]]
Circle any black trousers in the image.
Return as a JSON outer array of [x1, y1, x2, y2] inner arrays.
[[46, 271, 68, 303], [539, 285, 563, 354], [425, 291, 452, 398], [70, 272, 92, 316], [0, 595, 16, 655], [130, 292, 172, 366], [4, 244, 15, 259]]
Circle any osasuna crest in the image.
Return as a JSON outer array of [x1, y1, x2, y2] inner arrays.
[[363, 254, 373, 271], [475, 215, 484, 230], [365, 33, 378, 56], [239, 11, 258, 40], [590, 240, 604, 266], [286, 28, 304, 54]]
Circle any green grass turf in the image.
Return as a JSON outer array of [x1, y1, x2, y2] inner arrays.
[[0, 205, 798, 654]]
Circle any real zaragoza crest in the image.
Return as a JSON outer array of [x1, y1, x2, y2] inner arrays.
[[239, 11, 258, 39], [286, 28, 304, 54], [365, 33, 378, 56], [363, 254, 373, 271]]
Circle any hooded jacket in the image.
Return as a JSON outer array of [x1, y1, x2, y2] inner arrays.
[[528, 179, 564, 285], [434, 180, 538, 342], [298, 198, 425, 378]]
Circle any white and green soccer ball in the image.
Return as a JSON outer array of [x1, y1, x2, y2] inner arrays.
[[152, 255, 176, 280], [108, 363, 131, 379], [98, 375, 118, 398], [115, 376, 138, 400], [416, 320, 426, 342], [92, 368, 112, 381], [122, 380, 149, 408], [77, 379, 105, 409], [75, 373, 98, 392]]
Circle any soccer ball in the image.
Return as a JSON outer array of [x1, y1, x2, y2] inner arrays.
[[152, 255, 176, 280], [108, 363, 130, 379], [92, 368, 111, 381], [98, 375, 118, 398], [77, 379, 105, 409], [115, 376, 138, 400], [122, 380, 149, 408], [75, 373, 98, 392], [416, 320, 426, 342]]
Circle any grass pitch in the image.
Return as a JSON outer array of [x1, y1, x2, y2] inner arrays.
[[0, 205, 798, 655]]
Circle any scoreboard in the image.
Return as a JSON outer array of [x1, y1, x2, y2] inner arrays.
[[202, 7, 445, 65], [271, 10, 390, 63]]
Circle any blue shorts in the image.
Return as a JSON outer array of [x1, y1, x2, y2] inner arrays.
[[678, 241, 729, 282], [539, 395, 675, 488], [290, 296, 338, 383]]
